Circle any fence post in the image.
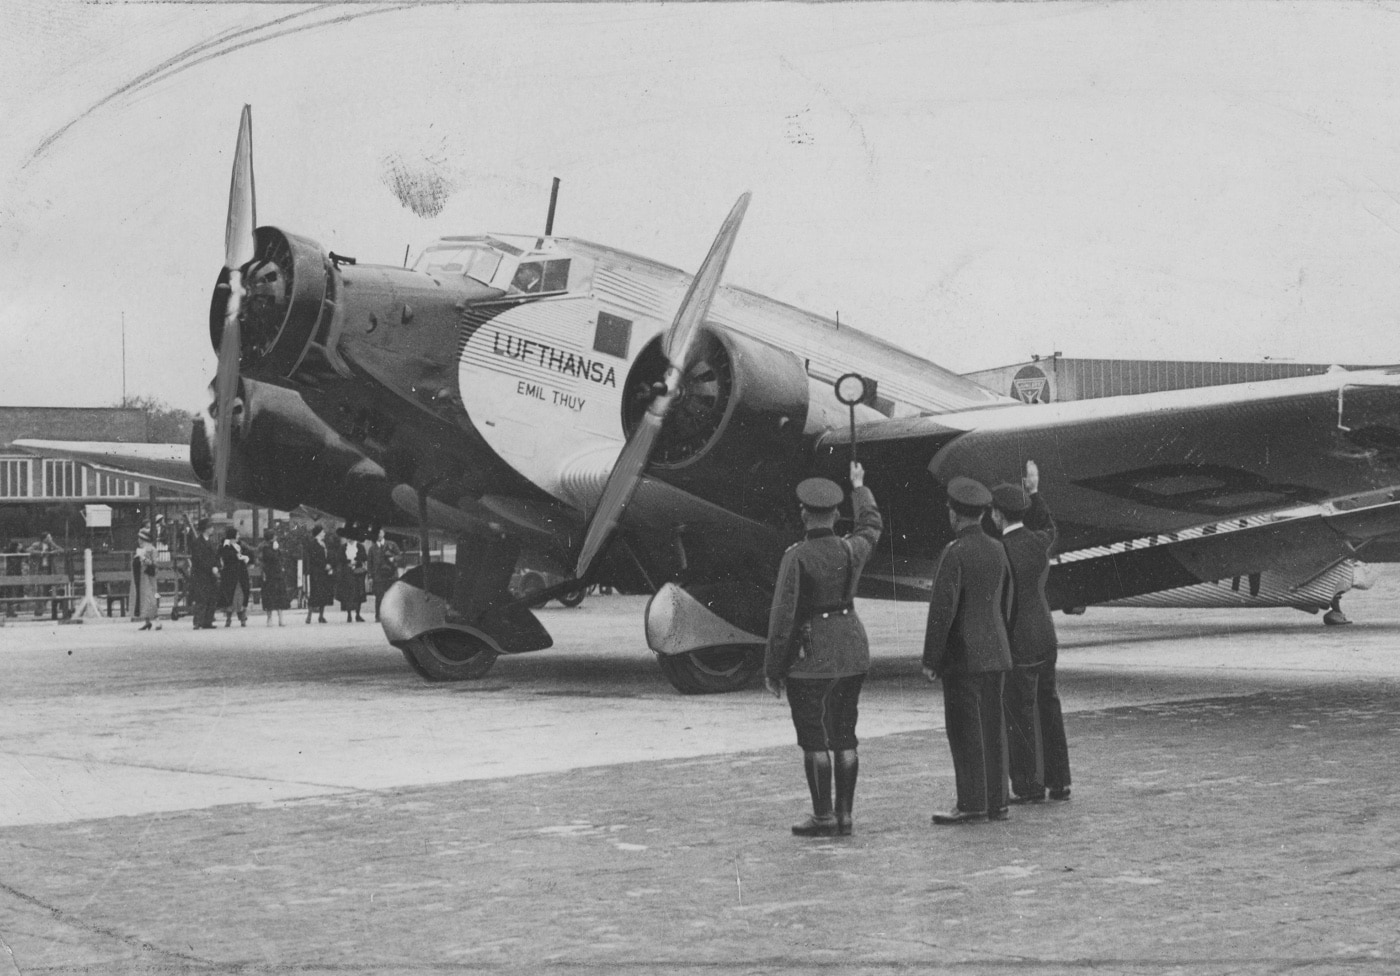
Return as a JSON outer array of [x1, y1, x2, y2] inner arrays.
[[75, 549, 102, 619]]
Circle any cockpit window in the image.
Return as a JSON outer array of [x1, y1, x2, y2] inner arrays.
[[417, 244, 502, 285], [509, 259, 571, 296]]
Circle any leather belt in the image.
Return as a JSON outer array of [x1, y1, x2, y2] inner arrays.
[[811, 604, 852, 620]]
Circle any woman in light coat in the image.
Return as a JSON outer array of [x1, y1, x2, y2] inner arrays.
[[133, 527, 161, 631]]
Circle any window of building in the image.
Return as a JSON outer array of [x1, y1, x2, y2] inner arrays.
[[91, 469, 138, 498], [42, 460, 77, 498], [0, 458, 30, 498]]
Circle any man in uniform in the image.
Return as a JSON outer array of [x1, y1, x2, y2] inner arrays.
[[765, 461, 883, 838], [992, 461, 1071, 803], [188, 517, 219, 630], [922, 476, 1014, 825]]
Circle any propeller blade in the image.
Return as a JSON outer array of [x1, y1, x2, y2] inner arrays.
[[214, 105, 256, 507], [664, 192, 748, 369], [212, 313, 239, 507], [573, 407, 664, 579], [225, 105, 256, 271], [573, 193, 750, 580]]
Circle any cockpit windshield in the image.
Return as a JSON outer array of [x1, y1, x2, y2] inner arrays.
[[415, 243, 502, 286]]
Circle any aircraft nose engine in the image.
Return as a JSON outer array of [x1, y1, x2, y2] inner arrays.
[[208, 226, 331, 378]]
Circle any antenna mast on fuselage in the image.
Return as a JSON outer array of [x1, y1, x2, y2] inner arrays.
[[544, 177, 561, 236]]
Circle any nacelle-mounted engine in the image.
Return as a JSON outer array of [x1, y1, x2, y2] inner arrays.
[[190, 377, 399, 524], [209, 227, 332, 379], [622, 326, 810, 520]]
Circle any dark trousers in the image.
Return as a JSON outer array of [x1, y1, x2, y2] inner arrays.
[[943, 670, 1008, 814], [1005, 662, 1071, 795], [787, 674, 865, 752]]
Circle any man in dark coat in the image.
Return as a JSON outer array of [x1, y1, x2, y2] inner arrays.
[[367, 529, 401, 622], [765, 461, 883, 837], [992, 461, 1071, 803], [188, 518, 218, 630], [922, 476, 1014, 825], [217, 527, 251, 627]]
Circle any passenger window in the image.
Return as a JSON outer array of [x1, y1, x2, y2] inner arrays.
[[594, 311, 632, 358]]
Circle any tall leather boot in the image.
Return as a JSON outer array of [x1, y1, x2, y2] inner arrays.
[[792, 750, 836, 836], [833, 748, 859, 836]]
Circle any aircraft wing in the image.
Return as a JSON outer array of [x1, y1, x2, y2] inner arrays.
[[808, 367, 1400, 606], [14, 438, 514, 543], [12, 439, 202, 494]]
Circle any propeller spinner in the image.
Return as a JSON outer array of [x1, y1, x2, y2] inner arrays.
[[573, 192, 751, 579], [213, 104, 257, 508]]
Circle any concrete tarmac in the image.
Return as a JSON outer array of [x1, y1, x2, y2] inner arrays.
[[1, 581, 1399, 973]]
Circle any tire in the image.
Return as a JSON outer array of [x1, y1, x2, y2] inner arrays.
[[517, 571, 547, 608], [400, 630, 499, 682], [555, 586, 586, 608], [656, 645, 763, 695]]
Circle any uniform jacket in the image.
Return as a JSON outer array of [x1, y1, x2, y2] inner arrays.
[[1000, 493, 1059, 667], [765, 486, 883, 680], [922, 523, 1014, 676]]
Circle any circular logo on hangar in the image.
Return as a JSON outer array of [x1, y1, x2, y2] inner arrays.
[[1012, 365, 1051, 404]]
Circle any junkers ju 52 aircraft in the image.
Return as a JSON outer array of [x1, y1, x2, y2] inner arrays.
[[26, 107, 1400, 693]]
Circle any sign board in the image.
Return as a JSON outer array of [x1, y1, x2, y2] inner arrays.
[[1011, 364, 1052, 403], [84, 504, 113, 528]]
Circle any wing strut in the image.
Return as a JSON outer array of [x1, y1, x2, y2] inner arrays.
[[417, 488, 432, 569]]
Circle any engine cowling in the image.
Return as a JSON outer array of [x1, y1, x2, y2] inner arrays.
[[209, 227, 332, 379], [622, 327, 810, 520], [191, 378, 399, 524]]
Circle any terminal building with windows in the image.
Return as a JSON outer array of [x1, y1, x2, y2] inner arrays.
[[0, 406, 199, 552]]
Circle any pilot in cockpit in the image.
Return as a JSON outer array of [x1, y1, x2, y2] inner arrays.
[[510, 263, 543, 294]]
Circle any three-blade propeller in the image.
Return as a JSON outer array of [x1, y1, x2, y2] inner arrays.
[[214, 104, 256, 508], [573, 192, 750, 580]]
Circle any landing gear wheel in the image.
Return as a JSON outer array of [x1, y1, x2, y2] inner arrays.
[[656, 644, 763, 695], [556, 586, 587, 608], [400, 629, 499, 682], [517, 571, 547, 609]]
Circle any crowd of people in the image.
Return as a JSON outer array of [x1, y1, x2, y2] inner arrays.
[[181, 519, 401, 630], [4, 515, 410, 627], [764, 459, 1072, 837]]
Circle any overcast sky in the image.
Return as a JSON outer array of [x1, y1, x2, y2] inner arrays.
[[5, 1, 1400, 412]]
